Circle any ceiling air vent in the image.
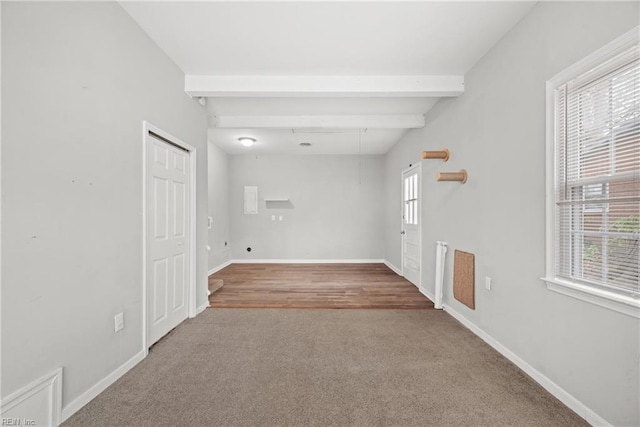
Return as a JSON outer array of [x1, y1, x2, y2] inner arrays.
[[299, 142, 312, 147]]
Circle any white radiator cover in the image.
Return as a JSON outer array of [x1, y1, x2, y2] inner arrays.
[[0, 368, 62, 426], [434, 241, 448, 309]]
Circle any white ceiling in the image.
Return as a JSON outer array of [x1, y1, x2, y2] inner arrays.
[[120, 1, 536, 155], [121, 1, 535, 76], [209, 127, 408, 155], [207, 97, 436, 154]]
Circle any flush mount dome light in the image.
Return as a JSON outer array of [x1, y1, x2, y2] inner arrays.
[[238, 137, 256, 147]]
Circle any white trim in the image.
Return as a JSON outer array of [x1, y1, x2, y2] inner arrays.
[[185, 74, 464, 98], [443, 305, 611, 427], [542, 277, 639, 319], [142, 121, 197, 350], [1, 368, 62, 426], [188, 151, 197, 319], [399, 168, 404, 277], [61, 350, 146, 423], [212, 115, 425, 129], [196, 301, 209, 315], [141, 122, 148, 356], [230, 259, 385, 264], [208, 259, 232, 276], [548, 27, 639, 87], [0, 7, 3, 399], [383, 260, 402, 276], [544, 27, 640, 316], [418, 285, 435, 303], [544, 77, 556, 291]]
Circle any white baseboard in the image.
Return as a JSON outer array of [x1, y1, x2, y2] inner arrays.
[[418, 285, 435, 303], [383, 260, 402, 276], [208, 259, 232, 276], [1, 368, 62, 426], [196, 300, 209, 315], [61, 350, 146, 423], [443, 304, 610, 427], [231, 258, 385, 264]]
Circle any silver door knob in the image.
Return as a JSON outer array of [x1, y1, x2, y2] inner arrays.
[[400, 231, 405, 235]]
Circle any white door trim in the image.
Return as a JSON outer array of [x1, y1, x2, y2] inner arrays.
[[142, 121, 197, 353], [401, 163, 422, 288]]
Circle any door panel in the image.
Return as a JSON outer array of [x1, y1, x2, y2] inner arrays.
[[153, 177, 168, 239], [147, 136, 191, 346], [173, 150, 186, 172], [154, 143, 168, 167], [152, 258, 168, 323], [173, 253, 186, 310], [173, 181, 186, 238], [402, 166, 421, 287]]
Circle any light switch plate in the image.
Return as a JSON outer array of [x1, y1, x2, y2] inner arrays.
[[114, 312, 124, 333]]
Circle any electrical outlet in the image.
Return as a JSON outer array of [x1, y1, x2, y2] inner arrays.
[[485, 276, 492, 291], [114, 312, 124, 333], [271, 215, 276, 221], [279, 215, 283, 221]]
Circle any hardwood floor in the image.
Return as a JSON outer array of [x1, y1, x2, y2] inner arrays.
[[208, 263, 434, 309]]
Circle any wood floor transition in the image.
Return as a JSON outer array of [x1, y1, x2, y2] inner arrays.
[[207, 263, 434, 309]]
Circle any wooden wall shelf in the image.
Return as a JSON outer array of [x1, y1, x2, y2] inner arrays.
[[436, 169, 467, 184], [422, 149, 450, 162]]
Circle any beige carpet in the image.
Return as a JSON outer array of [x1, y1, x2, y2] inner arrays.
[[63, 309, 587, 426]]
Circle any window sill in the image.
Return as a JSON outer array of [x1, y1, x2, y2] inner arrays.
[[541, 277, 640, 319]]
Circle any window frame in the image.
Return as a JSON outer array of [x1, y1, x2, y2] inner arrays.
[[543, 27, 640, 318], [404, 172, 419, 226], [581, 182, 608, 213]]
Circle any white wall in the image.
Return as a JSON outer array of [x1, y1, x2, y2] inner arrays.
[[1, 1, 208, 417], [230, 154, 384, 260], [384, 2, 639, 425], [208, 143, 231, 271]]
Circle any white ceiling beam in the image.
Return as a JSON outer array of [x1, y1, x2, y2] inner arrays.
[[186, 75, 464, 98], [211, 115, 425, 129]]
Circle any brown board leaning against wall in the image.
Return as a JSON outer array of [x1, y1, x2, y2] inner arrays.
[[453, 250, 475, 309]]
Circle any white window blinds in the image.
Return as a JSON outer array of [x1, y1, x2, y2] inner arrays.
[[554, 44, 640, 297]]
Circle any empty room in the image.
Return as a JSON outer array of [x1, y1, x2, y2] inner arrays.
[[1, 1, 639, 426]]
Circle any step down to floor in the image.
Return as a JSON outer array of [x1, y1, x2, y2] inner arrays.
[[208, 279, 224, 303]]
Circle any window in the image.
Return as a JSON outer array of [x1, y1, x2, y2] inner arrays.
[[545, 28, 639, 317], [582, 183, 608, 213], [404, 172, 418, 225]]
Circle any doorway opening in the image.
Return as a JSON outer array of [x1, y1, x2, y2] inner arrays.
[[401, 164, 422, 288]]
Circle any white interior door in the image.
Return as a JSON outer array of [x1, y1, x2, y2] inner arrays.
[[402, 165, 421, 287], [146, 133, 191, 346]]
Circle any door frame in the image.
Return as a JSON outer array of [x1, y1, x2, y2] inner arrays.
[[400, 163, 422, 288], [141, 121, 197, 353]]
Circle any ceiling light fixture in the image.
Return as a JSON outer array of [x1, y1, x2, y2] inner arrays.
[[238, 137, 256, 147]]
